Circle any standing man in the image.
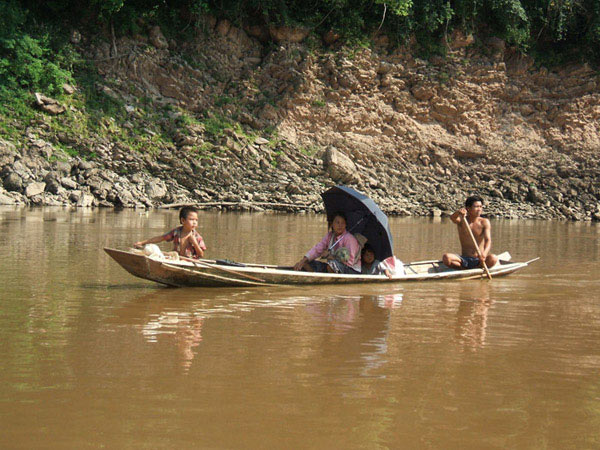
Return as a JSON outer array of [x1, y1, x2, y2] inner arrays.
[[442, 196, 498, 270]]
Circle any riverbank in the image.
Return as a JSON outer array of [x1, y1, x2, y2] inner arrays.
[[1, 20, 599, 221]]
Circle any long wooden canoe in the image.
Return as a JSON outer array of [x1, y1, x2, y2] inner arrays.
[[104, 247, 538, 288]]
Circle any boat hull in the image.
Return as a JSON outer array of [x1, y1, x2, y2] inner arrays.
[[104, 248, 534, 288]]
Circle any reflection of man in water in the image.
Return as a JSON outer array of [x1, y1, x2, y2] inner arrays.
[[454, 284, 491, 349]]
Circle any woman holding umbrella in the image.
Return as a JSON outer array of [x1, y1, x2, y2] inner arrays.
[[293, 212, 361, 274]]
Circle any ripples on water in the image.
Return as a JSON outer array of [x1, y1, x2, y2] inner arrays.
[[1, 207, 599, 448]]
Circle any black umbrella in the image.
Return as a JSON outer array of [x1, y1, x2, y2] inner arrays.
[[321, 185, 394, 261]]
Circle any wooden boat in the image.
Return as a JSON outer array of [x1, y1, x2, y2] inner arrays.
[[104, 247, 538, 288]]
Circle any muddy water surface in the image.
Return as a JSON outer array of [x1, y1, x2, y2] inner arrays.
[[1, 207, 599, 448]]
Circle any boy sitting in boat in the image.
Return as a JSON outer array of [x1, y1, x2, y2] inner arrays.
[[293, 212, 361, 274], [134, 206, 206, 259], [442, 196, 498, 270]]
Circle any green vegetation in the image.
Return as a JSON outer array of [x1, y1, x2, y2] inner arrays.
[[1, 0, 598, 164], [300, 144, 320, 156], [202, 114, 233, 138], [2, 0, 598, 77]]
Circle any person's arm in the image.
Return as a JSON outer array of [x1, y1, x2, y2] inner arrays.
[[294, 233, 330, 270], [481, 219, 492, 260], [293, 256, 309, 271], [450, 208, 466, 225], [189, 234, 205, 258], [305, 233, 331, 261], [134, 234, 167, 248]]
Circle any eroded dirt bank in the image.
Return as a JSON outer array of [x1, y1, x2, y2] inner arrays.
[[1, 21, 599, 220]]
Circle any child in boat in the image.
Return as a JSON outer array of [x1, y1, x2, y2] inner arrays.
[[361, 244, 404, 279], [361, 244, 381, 275], [134, 206, 206, 259]]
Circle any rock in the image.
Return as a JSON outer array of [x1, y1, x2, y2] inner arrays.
[[226, 26, 254, 48], [373, 34, 389, 47], [277, 153, 301, 172], [520, 104, 535, 116], [244, 24, 270, 42], [0, 191, 16, 205], [377, 62, 393, 75], [98, 85, 120, 101], [412, 85, 435, 101], [25, 182, 46, 197], [69, 190, 82, 203], [70, 30, 82, 44], [259, 158, 271, 171], [216, 20, 232, 36], [259, 104, 279, 121], [286, 183, 302, 195], [449, 30, 474, 49], [45, 179, 63, 195], [76, 193, 94, 207], [79, 160, 96, 171], [527, 187, 545, 204], [338, 73, 360, 90], [0, 138, 17, 155], [149, 26, 168, 49], [62, 83, 75, 95], [382, 125, 396, 136], [3, 173, 23, 192], [115, 189, 135, 206], [487, 36, 505, 54], [34, 93, 65, 115], [60, 177, 78, 190], [454, 147, 484, 159], [44, 171, 60, 183], [202, 14, 217, 30], [324, 147, 359, 184], [505, 49, 534, 75], [323, 30, 340, 45], [145, 180, 167, 199], [269, 26, 310, 43]]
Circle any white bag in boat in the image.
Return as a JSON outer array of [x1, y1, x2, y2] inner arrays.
[[143, 244, 164, 260], [378, 256, 405, 276]]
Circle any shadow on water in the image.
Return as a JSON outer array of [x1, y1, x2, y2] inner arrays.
[[79, 283, 171, 290]]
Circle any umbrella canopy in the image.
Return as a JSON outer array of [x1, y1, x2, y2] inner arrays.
[[321, 185, 394, 261]]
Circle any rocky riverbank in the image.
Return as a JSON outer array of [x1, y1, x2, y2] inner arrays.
[[1, 20, 599, 221]]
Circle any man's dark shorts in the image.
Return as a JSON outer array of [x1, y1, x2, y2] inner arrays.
[[459, 255, 480, 270], [308, 260, 360, 275]]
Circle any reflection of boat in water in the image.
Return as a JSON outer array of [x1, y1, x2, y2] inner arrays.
[[104, 247, 537, 288], [108, 289, 403, 374]]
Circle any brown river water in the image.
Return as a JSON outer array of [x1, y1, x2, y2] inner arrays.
[[1, 207, 599, 449]]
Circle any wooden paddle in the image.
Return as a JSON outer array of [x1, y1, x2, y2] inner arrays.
[[464, 215, 492, 280], [180, 256, 267, 283], [162, 262, 270, 287]]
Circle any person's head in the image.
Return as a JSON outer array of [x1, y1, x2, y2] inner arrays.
[[361, 244, 375, 264], [465, 195, 483, 216], [330, 211, 347, 236], [179, 206, 199, 230]]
